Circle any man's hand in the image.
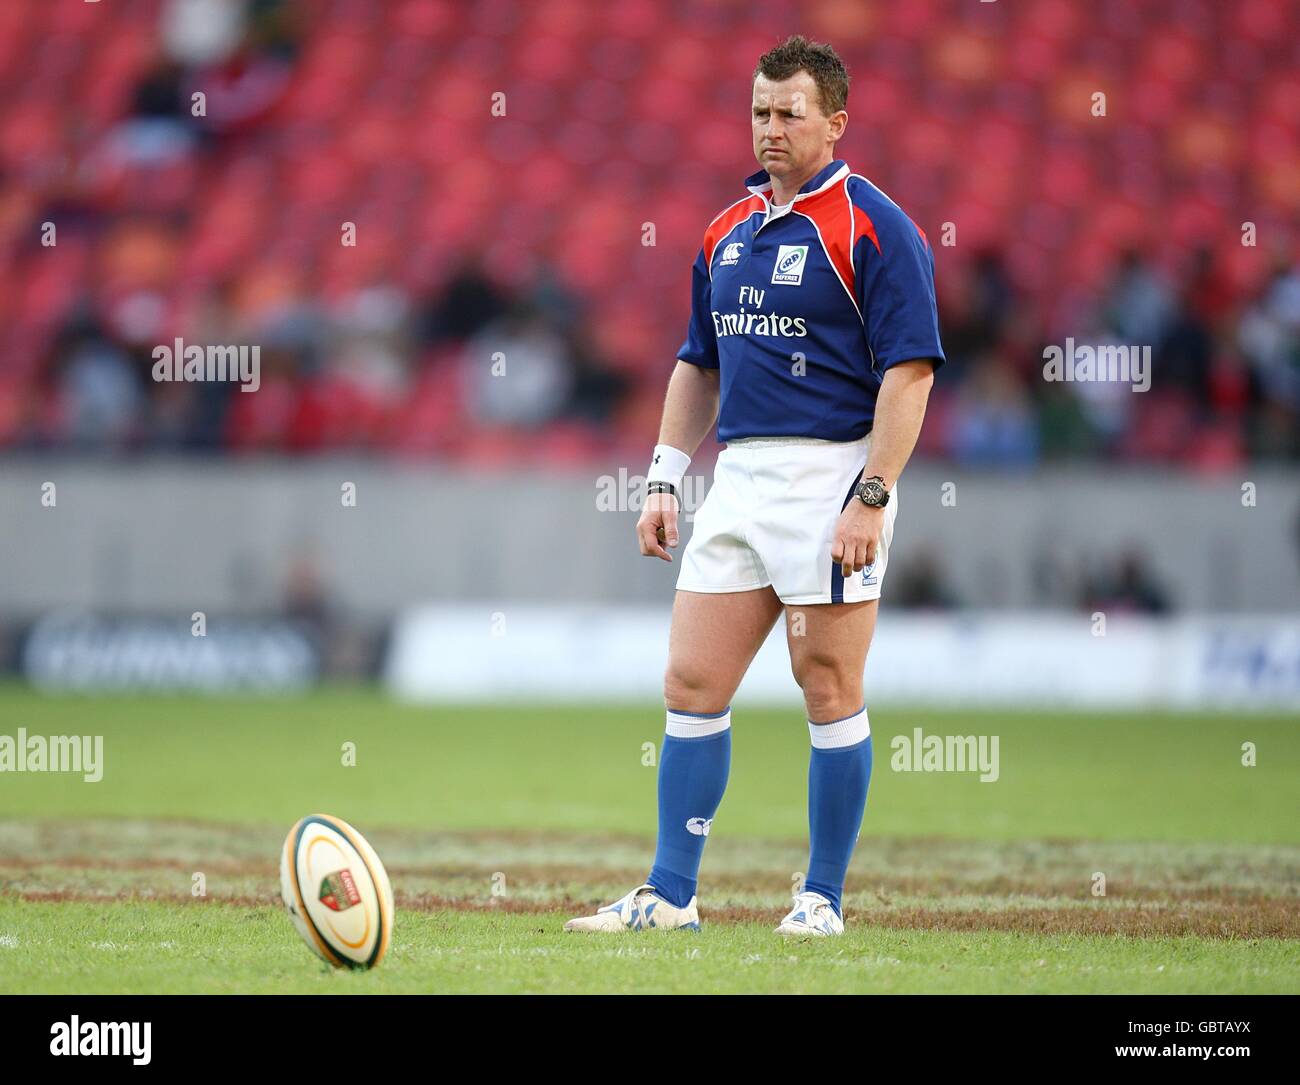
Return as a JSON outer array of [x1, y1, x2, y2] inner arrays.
[[637, 491, 680, 561], [831, 500, 883, 578]]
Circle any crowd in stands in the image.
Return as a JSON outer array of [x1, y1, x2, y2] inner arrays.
[[2, 0, 1296, 468]]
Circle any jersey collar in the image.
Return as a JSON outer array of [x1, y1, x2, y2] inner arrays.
[[743, 158, 850, 204]]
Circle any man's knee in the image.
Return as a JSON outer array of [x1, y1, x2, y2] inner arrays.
[[791, 653, 861, 721], [664, 659, 728, 715]]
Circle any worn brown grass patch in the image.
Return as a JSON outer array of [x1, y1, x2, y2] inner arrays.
[[3, 818, 1295, 941]]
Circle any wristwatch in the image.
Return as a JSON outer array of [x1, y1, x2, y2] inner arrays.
[[853, 475, 890, 508]]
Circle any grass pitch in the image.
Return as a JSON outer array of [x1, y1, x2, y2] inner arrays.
[[0, 686, 1296, 994]]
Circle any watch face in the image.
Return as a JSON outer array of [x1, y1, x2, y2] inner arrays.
[[859, 480, 886, 505]]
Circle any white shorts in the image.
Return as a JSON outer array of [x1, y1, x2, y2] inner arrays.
[[677, 434, 898, 605]]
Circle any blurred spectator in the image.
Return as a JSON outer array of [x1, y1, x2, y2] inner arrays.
[[284, 551, 330, 635], [528, 260, 585, 335], [563, 336, 630, 426], [1100, 250, 1173, 347], [465, 303, 573, 428], [1294, 504, 1300, 576], [949, 355, 1040, 466], [1238, 260, 1300, 458], [1157, 290, 1214, 404], [1080, 549, 1171, 616], [194, 42, 294, 137], [938, 248, 1015, 385], [162, 0, 247, 66], [53, 324, 144, 450], [106, 61, 197, 166], [1035, 381, 1102, 459], [891, 548, 961, 610], [421, 262, 509, 346]]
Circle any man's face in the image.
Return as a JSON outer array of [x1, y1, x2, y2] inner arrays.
[[751, 71, 845, 182]]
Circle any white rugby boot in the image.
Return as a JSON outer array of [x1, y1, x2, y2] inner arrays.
[[775, 890, 844, 936], [564, 883, 700, 932]]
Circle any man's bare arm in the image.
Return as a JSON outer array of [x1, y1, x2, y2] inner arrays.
[[638, 361, 720, 562], [862, 359, 935, 489], [832, 359, 936, 576], [658, 360, 720, 455]]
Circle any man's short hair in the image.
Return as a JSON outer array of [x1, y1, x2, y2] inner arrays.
[[754, 35, 850, 116]]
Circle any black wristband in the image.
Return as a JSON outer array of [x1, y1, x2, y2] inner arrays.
[[646, 481, 678, 498]]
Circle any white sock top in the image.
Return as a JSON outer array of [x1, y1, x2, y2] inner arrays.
[[666, 707, 731, 739], [808, 706, 870, 749]]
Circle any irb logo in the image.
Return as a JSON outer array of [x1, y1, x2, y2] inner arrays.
[[771, 244, 809, 285]]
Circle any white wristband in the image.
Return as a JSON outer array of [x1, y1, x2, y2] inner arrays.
[[645, 444, 691, 490]]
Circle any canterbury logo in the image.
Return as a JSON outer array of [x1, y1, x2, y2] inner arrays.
[[685, 817, 712, 836]]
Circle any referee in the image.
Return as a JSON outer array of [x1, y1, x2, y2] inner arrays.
[[567, 35, 944, 936]]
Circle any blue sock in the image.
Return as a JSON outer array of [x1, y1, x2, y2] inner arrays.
[[646, 707, 731, 908], [804, 706, 872, 917]]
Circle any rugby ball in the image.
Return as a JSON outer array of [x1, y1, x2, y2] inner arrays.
[[280, 814, 394, 970]]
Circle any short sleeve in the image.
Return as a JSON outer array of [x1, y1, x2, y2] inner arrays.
[[854, 209, 945, 372], [676, 248, 719, 369]]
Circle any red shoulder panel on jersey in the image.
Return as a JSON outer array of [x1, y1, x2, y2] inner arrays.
[[702, 194, 767, 268], [854, 208, 882, 256]]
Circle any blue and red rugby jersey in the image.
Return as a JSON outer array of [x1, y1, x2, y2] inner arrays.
[[677, 159, 945, 442]]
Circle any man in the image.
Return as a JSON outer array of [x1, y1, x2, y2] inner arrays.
[[566, 36, 944, 936]]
